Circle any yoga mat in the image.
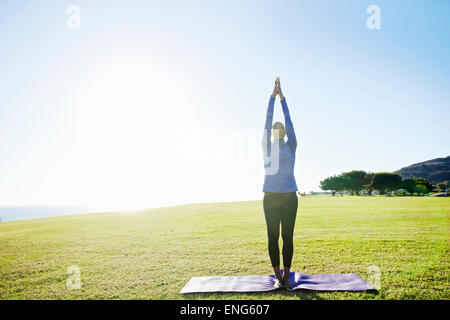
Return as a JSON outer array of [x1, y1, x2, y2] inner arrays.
[[180, 272, 375, 294]]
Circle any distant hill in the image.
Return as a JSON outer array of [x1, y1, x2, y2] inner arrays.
[[394, 156, 450, 183]]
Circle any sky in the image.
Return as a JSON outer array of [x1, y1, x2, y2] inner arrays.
[[0, 0, 449, 211]]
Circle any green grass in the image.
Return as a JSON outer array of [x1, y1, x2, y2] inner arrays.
[[0, 196, 448, 300]]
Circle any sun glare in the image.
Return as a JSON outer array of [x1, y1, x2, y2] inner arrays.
[[63, 51, 197, 210]]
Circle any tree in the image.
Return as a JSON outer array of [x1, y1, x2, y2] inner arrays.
[[320, 176, 340, 196], [414, 185, 430, 196], [402, 179, 417, 195], [341, 170, 369, 195], [335, 176, 351, 196], [411, 177, 432, 195], [320, 176, 337, 196], [436, 181, 449, 192], [412, 177, 432, 192], [320, 175, 349, 196], [372, 173, 402, 195], [363, 172, 376, 195], [402, 177, 433, 196]]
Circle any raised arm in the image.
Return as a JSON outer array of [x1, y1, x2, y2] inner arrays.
[[276, 78, 297, 151], [262, 95, 275, 157], [281, 98, 297, 151]]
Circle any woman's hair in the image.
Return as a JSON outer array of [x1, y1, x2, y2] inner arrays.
[[272, 122, 286, 140], [272, 121, 285, 129]]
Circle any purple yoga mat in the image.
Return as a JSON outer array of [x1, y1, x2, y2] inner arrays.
[[180, 272, 374, 294]]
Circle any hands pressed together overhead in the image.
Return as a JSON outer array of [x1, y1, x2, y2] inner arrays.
[[271, 77, 285, 101]]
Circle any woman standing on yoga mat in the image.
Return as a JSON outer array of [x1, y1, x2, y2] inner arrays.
[[262, 77, 298, 289]]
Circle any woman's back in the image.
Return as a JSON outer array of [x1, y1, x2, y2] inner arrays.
[[262, 95, 298, 193]]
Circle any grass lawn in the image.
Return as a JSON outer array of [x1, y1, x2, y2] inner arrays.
[[0, 196, 448, 300]]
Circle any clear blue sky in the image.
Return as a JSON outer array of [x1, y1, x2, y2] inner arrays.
[[1, 0, 449, 210]]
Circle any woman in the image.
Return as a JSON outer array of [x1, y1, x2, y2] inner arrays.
[[262, 77, 298, 289]]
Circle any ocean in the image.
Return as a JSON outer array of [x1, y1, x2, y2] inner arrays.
[[0, 206, 94, 222]]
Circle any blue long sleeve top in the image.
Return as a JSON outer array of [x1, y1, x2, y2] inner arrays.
[[262, 95, 298, 193]]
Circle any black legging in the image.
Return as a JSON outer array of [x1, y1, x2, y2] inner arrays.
[[263, 192, 298, 268]]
